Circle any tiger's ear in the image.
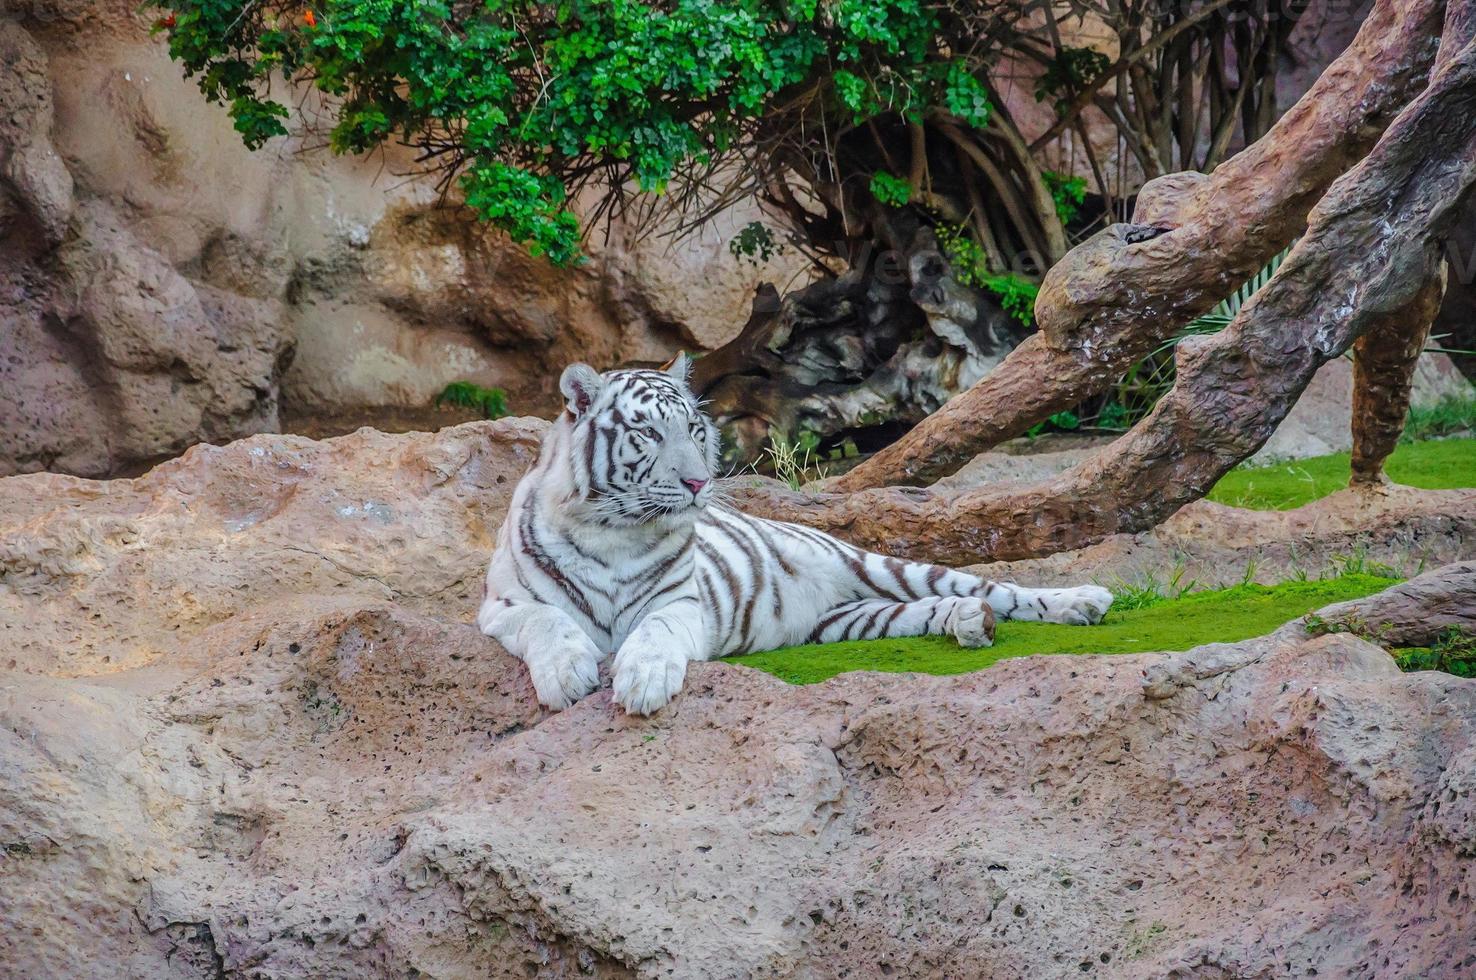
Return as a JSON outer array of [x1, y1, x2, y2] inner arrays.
[[560, 363, 604, 417], [661, 351, 691, 388]]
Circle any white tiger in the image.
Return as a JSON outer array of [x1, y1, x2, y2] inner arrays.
[[479, 357, 1114, 715]]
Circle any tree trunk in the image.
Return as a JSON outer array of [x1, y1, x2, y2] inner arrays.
[[829, 0, 1449, 492], [730, 32, 1476, 566], [1350, 277, 1445, 484], [1351, 0, 1475, 484]]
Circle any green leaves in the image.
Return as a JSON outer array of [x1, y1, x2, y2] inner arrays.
[[153, 0, 1003, 266], [868, 171, 911, 207], [978, 272, 1039, 328], [935, 222, 1038, 327], [461, 163, 582, 266], [229, 95, 289, 149], [941, 63, 991, 128], [1043, 170, 1087, 224], [436, 381, 510, 419], [729, 221, 783, 263]]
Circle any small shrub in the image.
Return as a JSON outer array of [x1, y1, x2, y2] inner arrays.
[[869, 171, 913, 207], [729, 221, 783, 264], [1095, 401, 1131, 431], [1394, 627, 1476, 678], [1302, 611, 1372, 638], [436, 382, 510, 420], [1042, 170, 1087, 225], [934, 222, 1040, 327], [1025, 410, 1080, 439], [1034, 47, 1110, 111]]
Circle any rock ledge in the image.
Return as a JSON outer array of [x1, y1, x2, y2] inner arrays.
[[2, 423, 1474, 978]]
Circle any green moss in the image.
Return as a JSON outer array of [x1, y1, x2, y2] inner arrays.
[[1207, 437, 1476, 511], [726, 574, 1398, 685]]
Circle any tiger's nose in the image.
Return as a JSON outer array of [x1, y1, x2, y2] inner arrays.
[[681, 477, 709, 496]]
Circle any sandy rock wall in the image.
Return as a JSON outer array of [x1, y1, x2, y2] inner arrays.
[[0, 2, 797, 477], [2, 421, 1475, 978]]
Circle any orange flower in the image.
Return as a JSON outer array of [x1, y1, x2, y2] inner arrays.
[[302, 8, 316, 27]]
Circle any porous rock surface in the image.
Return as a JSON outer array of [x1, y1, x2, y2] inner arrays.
[[2, 421, 1475, 978]]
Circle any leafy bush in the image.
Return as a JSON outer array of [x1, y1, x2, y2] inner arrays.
[[154, 0, 1003, 266], [1034, 46, 1110, 111], [1394, 628, 1476, 678], [1026, 410, 1079, 439], [934, 222, 1039, 327], [1042, 170, 1087, 224], [977, 273, 1040, 328], [729, 221, 783, 264], [435, 381, 509, 420], [868, 171, 913, 207]]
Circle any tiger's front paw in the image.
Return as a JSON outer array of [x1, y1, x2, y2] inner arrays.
[[611, 647, 688, 716], [526, 640, 603, 711], [1049, 585, 1114, 625]]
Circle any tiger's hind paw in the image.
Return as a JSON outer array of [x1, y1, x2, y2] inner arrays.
[[948, 597, 996, 648], [1049, 585, 1114, 625]]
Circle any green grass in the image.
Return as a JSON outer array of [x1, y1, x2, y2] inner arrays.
[[1403, 394, 1476, 443], [726, 574, 1398, 685], [1206, 437, 1476, 511], [1393, 627, 1476, 678]]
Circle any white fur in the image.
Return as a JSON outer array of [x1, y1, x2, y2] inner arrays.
[[480, 363, 1113, 715]]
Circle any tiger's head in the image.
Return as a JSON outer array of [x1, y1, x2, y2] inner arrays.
[[558, 354, 719, 525]]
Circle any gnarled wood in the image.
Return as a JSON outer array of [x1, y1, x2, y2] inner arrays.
[[1350, 278, 1445, 485], [689, 225, 1027, 470], [1350, 0, 1476, 486], [831, 0, 1449, 492], [732, 35, 1476, 566]]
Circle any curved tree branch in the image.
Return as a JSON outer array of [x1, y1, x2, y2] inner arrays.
[[734, 31, 1476, 566], [831, 0, 1449, 492]]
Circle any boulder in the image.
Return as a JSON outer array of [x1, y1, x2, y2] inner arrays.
[[2, 422, 1474, 978], [0, 20, 73, 247], [1250, 353, 1473, 465]]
